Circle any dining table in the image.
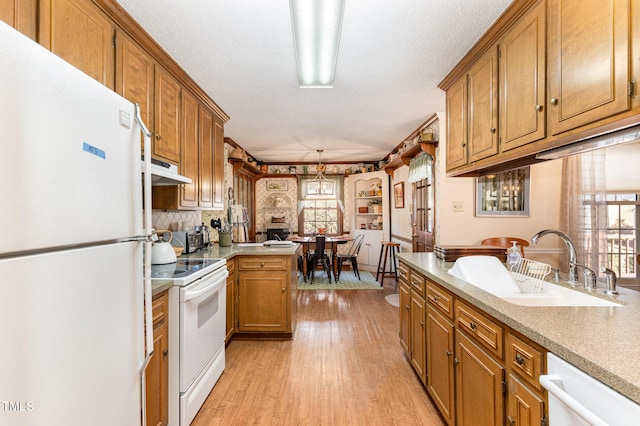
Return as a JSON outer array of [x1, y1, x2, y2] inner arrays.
[[286, 235, 353, 281]]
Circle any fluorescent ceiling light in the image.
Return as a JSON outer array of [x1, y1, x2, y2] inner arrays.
[[290, 0, 345, 88]]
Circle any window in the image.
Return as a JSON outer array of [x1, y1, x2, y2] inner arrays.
[[300, 198, 342, 235], [582, 193, 639, 281], [605, 194, 638, 279], [297, 175, 344, 236]]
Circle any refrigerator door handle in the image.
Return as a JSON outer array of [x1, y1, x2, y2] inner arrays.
[[136, 103, 154, 426]]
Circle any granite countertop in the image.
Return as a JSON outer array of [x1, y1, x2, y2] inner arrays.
[[151, 242, 300, 295], [397, 252, 640, 405]]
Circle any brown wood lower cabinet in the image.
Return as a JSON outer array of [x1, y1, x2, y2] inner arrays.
[[225, 259, 236, 343], [398, 261, 548, 425], [426, 306, 454, 425], [455, 329, 505, 426], [236, 255, 296, 338], [146, 290, 169, 426]]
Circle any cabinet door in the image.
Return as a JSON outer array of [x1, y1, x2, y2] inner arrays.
[[506, 374, 545, 426], [225, 268, 235, 343], [499, 0, 546, 151], [115, 31, 154, 152], [446, 75, 468, 170], [468, 46, 499, 163], [153, 66, 181, 163], [40, 0, 115, 89], [0, 0, 37, 39], [198, 105, 215, 208], [179, 90, 199, 208], [426, 307, 455, 425], [548, 0, 630, 135], [212, 114, 225, 209], [399, 281, 411, 355], [146, 292, 169, 426], [410, 291, 426, 384], [238, 270, 288, 332], [455, 330, 505, 426]]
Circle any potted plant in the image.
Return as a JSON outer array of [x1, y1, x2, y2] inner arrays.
[[368, 198, 382, 213]]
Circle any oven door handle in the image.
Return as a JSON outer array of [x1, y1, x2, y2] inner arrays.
[[182, 269, 228, 302]]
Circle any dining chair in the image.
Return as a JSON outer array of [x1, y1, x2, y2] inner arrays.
[[307, 235, 332, 283], [481, 237, 529, 257], [335, 234, 365, 281]]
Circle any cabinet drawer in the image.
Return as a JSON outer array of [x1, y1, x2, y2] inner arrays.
[[426, 280, 453, 319], [409, 269, 426, 297], [455, 300, 503, 359], [152, 291, 168, 326], [506, 333, 544, 391], [238, 257, 287, 270], [398, 262, 410, 284]]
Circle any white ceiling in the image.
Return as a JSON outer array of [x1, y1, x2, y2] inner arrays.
[[116, 0, 512, 163]]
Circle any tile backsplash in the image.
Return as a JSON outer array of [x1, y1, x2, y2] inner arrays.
[[152, 210, 202, 231]]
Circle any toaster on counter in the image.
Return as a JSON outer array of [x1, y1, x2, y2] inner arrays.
[[172, 231, 201, 254]]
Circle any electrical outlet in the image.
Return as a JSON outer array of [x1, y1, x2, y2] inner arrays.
[[453, 201, 464, 212]]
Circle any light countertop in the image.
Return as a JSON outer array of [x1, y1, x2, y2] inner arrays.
[[397, 252, 640, 405], [151, 242, 300, 296]]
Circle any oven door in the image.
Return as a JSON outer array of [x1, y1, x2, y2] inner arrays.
[[179, 266, 228, 392]]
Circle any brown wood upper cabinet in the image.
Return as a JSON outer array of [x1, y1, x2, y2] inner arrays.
[[0, 0, 37, 40], [115, 32, 182, 166], [115, 31, 154, 152], [547, 0, 630, 135], [442, 0, 636, 176], [499, 0, 546, 151], [468, 46, 499, 163], [446, 75, 468, 170], [39, 0, 115, 89]]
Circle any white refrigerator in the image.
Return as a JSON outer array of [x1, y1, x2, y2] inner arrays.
[[0, 22, 153, 425]]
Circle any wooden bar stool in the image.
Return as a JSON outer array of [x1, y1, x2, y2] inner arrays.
[[376, 241, 400, 285]]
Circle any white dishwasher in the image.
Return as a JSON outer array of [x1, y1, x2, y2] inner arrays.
[[540, 353, 640, 425]]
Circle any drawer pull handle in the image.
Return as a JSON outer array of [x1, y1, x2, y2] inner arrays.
[[163, 349, 168, 357], [434, 295, 440, 302], [469, 321, 477, 330], [550, 98, 558, 105], [507, 415, 516, 425], [155, 134, 161, 140], [420, 320, 424, 326], [446, 350, 452, 357], [453, 358, 460, 366], [515, 353, 525, 366], [405, 305, 410, 310], [282, 287, 286, 293], [535, 104, 543, 111], [261, 262, 265, 267]]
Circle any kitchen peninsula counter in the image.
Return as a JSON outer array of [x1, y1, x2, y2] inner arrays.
[[151, 242, 300, 295], [397, 252, 640, 405]]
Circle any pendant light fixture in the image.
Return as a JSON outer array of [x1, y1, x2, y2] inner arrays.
[[307, 149, 335, 195]]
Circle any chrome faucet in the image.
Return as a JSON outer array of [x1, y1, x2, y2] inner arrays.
[[531, 229, 579, 285], [600, 267, 619, 295], [573, 263, 597, 290]]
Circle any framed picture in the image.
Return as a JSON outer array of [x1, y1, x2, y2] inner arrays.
[[266, 180, 288, 191], [394, 182, 404, 208], [476, 166, 530, 216]]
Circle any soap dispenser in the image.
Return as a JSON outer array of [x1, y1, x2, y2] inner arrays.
[[507, 241, 522, 267]]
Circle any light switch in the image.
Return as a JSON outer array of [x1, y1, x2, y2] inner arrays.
[[453, 201, 464, 212]]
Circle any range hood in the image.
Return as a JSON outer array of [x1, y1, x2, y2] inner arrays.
[[142, 158, 192, 186], [536, 124, 640, 160]]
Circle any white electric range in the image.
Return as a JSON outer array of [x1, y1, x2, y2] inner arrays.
[[151, 257, 228, 425]]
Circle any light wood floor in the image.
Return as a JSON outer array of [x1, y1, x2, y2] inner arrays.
[[192, 279, 446, 425]]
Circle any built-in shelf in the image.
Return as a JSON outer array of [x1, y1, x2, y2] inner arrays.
[[384, 141, 439, 177], [228, 158, 264, 178]]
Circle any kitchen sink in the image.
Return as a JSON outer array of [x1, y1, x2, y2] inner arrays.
[[448, 256, 621, 307]]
